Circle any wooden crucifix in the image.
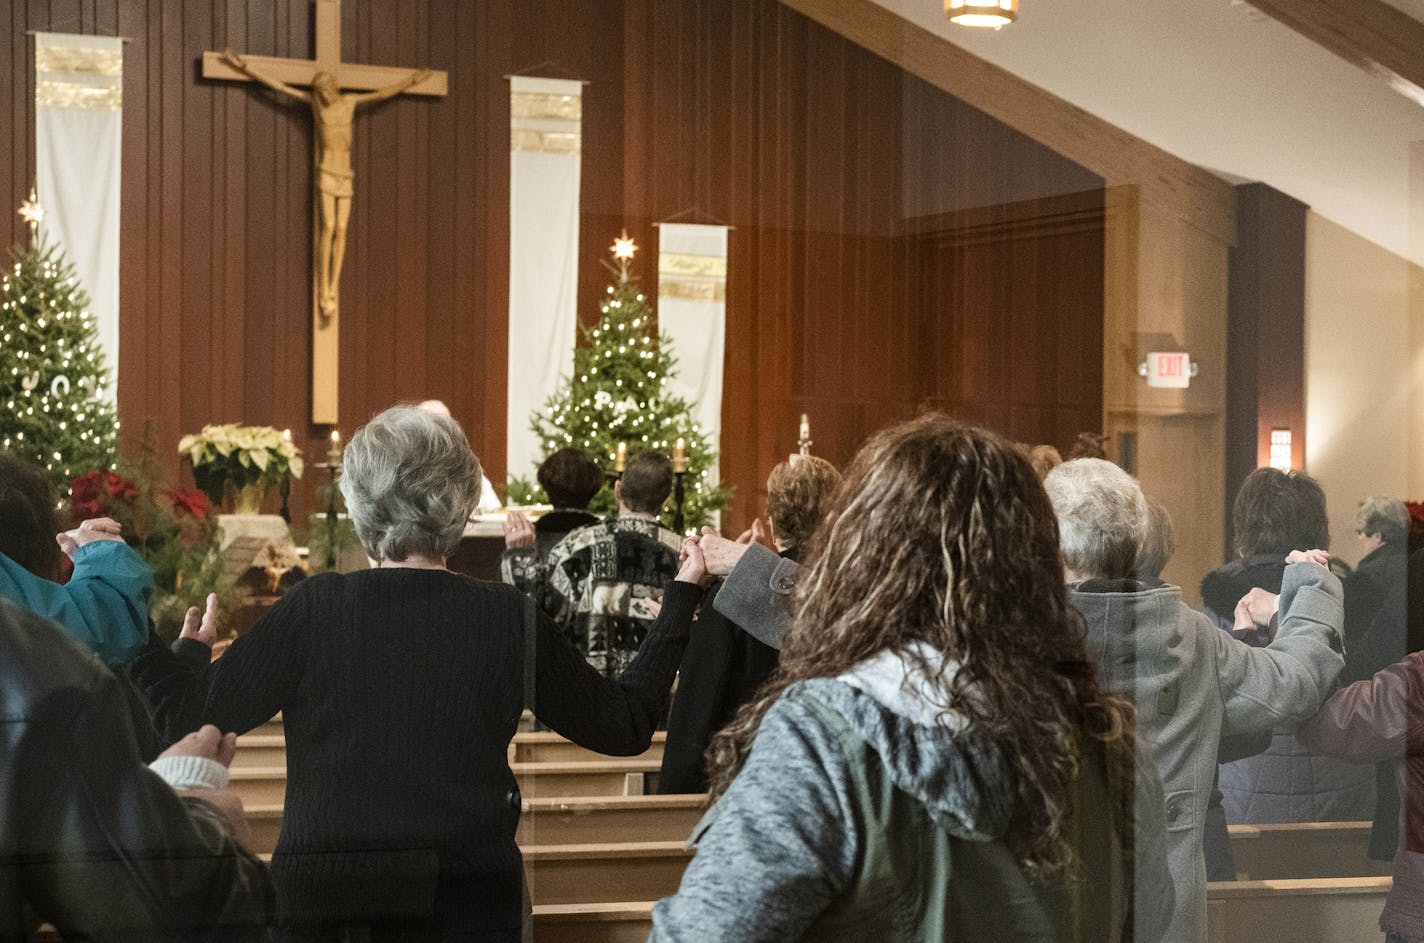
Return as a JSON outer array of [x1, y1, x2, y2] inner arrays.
[[202, 0, 446, 424]]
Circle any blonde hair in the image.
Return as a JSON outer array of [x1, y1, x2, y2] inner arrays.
[[765, 456, 840, 548]]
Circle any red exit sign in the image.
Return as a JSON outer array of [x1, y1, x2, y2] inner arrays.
[[1143, 352, 1193, 388]]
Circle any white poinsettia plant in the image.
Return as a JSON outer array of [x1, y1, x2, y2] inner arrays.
[[179, 423, 304, 506]]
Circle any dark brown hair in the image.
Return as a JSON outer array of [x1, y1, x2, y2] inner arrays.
[[618, 451, 673, 514], [538, 448, 603, 510], [765, 456, 840, 549], [706, 414, 1135, 878], [1232, 467, 1329, 556], [0, 452, 65, 581]]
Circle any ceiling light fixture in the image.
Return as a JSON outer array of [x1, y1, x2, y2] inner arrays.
[[946, 0, 1019, 29]]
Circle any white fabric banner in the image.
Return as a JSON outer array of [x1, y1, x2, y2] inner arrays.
[[657, 223, 728, 490], [34, 33, 123, 404], [507, 76, 582, 484]]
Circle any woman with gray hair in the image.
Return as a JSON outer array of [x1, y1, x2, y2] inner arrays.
[[1346, 494, 1412, 678], [1043, 457, 1344, 943], [132, 404, 706, 942]]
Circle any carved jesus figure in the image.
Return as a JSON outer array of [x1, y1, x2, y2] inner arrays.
[[221, 49, 431, 322]]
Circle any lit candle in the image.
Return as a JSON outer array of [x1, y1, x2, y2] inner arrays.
[[672, 437, 686, 473], [799, 414, 810, 441], [614, 441, 627, 473], [282, 428, 292, 441], [327, 429, 342, 465]]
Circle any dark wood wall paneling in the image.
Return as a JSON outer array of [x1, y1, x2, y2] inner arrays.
[[2, 0, 1103, 532]]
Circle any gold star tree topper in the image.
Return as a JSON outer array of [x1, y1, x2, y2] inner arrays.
[[610, 230, 638, 283], [18, 188, 44, 245]]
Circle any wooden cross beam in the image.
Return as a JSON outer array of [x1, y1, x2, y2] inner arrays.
[[202, 0, 446, 425]]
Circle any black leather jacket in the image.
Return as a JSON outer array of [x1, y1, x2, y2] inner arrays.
[[0, 599, 271, 941]]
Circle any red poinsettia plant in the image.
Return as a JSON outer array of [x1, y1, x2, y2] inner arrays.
[[1407, 501, 1424, 554], [68, 469, 139, 522], [64, 422, 237, 641], [69, 470, 210, 534]]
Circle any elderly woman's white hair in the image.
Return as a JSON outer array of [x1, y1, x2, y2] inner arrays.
[[339, 404, 483, 562], [1043, 458, 1149, 580], [1355, 494, 1409, 547]]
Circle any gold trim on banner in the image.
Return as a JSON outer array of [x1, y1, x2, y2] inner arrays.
[[36, 80, 122, 111], [35, 45, 123, 77], [511, 129, 581, 154], [659, 278, 727, 303], [510, 92, 582, 122], [658, 252, 728, 278]]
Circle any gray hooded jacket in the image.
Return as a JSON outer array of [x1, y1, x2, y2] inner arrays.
[[650, 644, 1173, 941]]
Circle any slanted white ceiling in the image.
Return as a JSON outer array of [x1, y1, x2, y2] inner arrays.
[[871, 0, 1424, 264]]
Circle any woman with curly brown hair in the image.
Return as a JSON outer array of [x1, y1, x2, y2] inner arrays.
[[650, 414, 1171, 941]]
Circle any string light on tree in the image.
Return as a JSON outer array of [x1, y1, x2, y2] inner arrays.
[[520, 230, 731, 531], [0, 195, 117, 490]]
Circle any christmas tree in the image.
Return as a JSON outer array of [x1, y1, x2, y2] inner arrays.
[[524, 233, 731, 532], [0, 204, 118, 491]]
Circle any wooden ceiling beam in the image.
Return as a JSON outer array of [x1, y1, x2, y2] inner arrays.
[[1246, 0, 1424, 108]]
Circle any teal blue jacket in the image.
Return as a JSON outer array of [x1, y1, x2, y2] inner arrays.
[[0, 541, 152, 664]]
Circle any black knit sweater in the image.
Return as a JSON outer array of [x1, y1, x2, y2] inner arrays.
[[130, 569, 701, 936]]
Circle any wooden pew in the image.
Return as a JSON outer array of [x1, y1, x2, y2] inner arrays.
[[234, 727, 665, 770], [1206, 876, 1392, 941], [533, 901, 655, 943], [511, 760, 663, 798], [528, 878, 1397, 943], [1228, 821, 1392, 880], [231, 733, 286, 768], [230, 758, 663, 807], [245, 793, 706, 857], [523, 841, 692, 905], [35, 877, 1395, 942], [511, 730, 666, 764], [516, 794, 705, 845]]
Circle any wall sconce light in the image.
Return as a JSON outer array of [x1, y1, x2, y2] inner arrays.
[[946, 0, 1019, 28], [1269, 429, 1292, 470]]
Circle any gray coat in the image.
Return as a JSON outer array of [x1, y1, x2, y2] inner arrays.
[[1069, 565, 1343, 943], [715, 548, 1345, 943]]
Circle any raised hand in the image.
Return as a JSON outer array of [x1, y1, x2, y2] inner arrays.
[[1285, 548, 1330, 568], [179, 592, 220, 647], [734, 518, 767, 546], [502, 510, 537, 549], [56, 517, 124, 558]]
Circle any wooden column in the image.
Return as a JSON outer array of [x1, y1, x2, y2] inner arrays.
[[1225, 183, 1308, 552]]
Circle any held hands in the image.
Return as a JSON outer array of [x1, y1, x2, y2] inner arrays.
[[1285, 548, 1330, 568], [56, 517, 124, 558], [159, 723, 238, 768], [676, 537, 712, 587], [1233, 587, 1280, 633], [502, 510, 537, 550], [220, 47, 246, 71], [699, 526, 752, 577], [179, 592, 220, 648], [159, 724, 251, 848]]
